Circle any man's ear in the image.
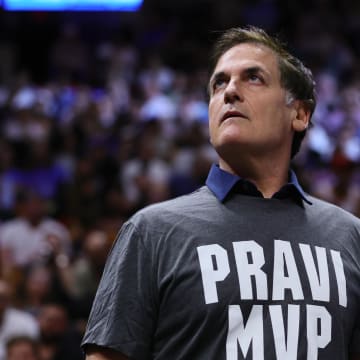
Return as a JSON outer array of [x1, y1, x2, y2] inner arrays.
[[292, 100, 311, 132]]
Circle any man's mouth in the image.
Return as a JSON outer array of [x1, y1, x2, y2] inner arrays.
[[222, 110, 248, 122]]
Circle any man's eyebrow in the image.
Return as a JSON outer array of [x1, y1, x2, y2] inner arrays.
[[208, 71, 228, 94], [211, 66, 270, 82], [243, 66, 269, 76], [210, 71, 227, 85]]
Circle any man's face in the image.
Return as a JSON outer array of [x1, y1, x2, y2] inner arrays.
[[208, 43, 298, 170]]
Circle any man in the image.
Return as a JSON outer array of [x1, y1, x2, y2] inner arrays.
[[82, 26, 360, 359]]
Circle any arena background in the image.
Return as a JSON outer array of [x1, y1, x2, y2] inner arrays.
[[0, 1, 359, 359]]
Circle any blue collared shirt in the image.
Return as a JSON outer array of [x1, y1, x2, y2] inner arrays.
[[205, 164, 311, 204]]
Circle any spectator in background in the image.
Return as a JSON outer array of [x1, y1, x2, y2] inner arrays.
[[120, 133, 170, 212], [0, 137, 70, 218], [0, 280, 39, 360], [65, 156, 104, 228], [5, 336, 40, 360], [21, 265, 53, 317], [37, 303, 84, 360], [20, 263, 70, 320], [0, 139, 16, 219], [54, 229, 112, 322], [0, 190, 71, 286], [49, 23, 89, 82]]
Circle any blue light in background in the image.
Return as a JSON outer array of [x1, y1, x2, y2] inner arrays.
[[3, 0, 143, 11]]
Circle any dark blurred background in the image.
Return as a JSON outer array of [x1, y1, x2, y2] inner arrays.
[[0, 1, 359, 359]]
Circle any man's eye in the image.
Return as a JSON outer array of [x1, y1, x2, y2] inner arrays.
[[248, 74, 263, 84], [213, 78, 226, 90]]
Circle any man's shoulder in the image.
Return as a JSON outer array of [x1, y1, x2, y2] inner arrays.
[[306, 194, 360, 225], [139, 186, 214, 214], [128, 186, 217, 227]]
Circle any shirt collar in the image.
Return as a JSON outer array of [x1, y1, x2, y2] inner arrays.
[[206, 164, 312, 204]]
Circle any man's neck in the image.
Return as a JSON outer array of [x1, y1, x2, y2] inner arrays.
[[219, 156, 290, 198]]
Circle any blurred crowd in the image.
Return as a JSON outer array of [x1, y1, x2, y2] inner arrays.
[[0, 0, 359, 359]]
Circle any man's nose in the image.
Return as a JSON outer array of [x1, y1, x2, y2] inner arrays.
[[224, 80, 243, 104]]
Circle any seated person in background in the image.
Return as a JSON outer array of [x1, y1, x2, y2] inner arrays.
[[37, 303, 84, 360], [0, 189, 71, 284], [5, 336, 40, 360], [0, 280, 39, 360]]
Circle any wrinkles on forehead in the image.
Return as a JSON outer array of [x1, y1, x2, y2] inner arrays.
[[208, 43, 282, 95]]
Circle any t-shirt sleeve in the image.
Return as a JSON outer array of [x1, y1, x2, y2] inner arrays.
[[81, 221, 157, 359]]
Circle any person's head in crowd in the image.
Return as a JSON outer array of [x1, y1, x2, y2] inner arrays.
[[0, 280, 12, 323], [0, 139, 14, 172], [14, 189, 47, 226], [23, 265, 52, 315], [5, 336, 39, 360], [208, 26, 316, 161], [37, 303, 84, 360], [30, 139, 53, 167], [83, 229, 111, 271], [37, 303, 68, 343]]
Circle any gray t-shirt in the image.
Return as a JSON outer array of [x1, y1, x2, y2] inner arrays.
[[82, 186, 360, 359]]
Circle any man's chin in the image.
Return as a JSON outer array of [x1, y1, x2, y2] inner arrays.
[[214, 139, 248, 156]]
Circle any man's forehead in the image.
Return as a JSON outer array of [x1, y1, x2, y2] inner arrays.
[[213, 42, 279, 73]]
